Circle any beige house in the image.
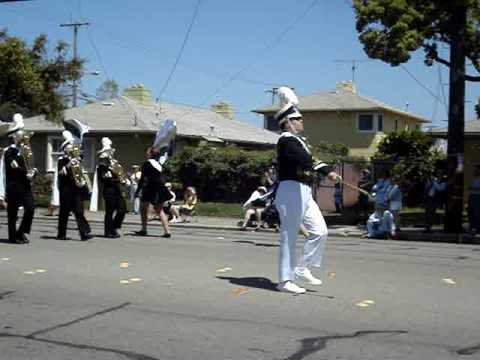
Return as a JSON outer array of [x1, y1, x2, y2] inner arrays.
[[429, 120, 480, 200], [253, 82, 429, 158], [22, 85, 279, 175]]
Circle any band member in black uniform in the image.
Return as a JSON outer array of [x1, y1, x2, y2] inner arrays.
[[134, 146, 172, 238], [0, 114, 36, 244], [56, 130, 92, 241], [95, 137, 128, 238], [273, 87, 341, 294]]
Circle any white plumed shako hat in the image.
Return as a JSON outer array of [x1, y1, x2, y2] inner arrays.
[[7, 113, 25, 136], [274, 87, 302, 125]]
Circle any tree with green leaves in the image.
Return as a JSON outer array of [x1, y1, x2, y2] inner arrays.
[[96, 79, 119, 101], [353, 0, 480, 232], [0, 30, 83, 122], [372, 130, 445, 207]]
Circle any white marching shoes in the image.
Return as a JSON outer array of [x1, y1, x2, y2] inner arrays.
[[277, 281, 306, 294], [295, 268, 323, 286]]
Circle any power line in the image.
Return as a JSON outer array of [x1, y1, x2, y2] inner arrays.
[[400, 64, 447, 107], [86, 25, 110, 80], [198, 0, 320, 107], [158, 0, 203, 100]]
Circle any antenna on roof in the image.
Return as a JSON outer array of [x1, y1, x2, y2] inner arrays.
[[334, 59, 370, 83]]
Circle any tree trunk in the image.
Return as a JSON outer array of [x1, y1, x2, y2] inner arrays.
[[444, 5, 466, 233]]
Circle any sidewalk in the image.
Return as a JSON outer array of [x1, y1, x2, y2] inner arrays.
[[32, 209, 480, 244]]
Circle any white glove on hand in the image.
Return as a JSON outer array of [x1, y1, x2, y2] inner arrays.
[[10, 160, 19, 169], [60, 167, 68, 176], [26, 169, 36, 180]]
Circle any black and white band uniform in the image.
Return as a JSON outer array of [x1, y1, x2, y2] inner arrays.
[[274, 86, 341, 294], [0, 114, 36, 244], [56, 131, 92, 241], [96, 138, 127, 238]]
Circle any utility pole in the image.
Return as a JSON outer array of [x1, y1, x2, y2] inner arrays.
[[60, 21, 89, 107], [444, 5, 467, 233]]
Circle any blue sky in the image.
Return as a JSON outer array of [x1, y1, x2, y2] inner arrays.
[[1, 0, 479, 129]]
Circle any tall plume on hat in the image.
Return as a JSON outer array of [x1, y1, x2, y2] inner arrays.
[[62, 118, 90, 143], [153, 118, 177, 152], [6, 113, 25, 136], [274, 87, 302, 124]]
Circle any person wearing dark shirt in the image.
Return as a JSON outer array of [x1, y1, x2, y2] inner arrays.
[[56, 130, 92, 241], [96, 137, 128, 238], [273, 87, 341, 294], [0, 114, 36, 244], [134, 146, 172, 238]]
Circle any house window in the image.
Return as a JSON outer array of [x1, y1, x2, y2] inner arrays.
[[47, 136, 95, 173], [357, 114, 385, 133], [357, 114, 374, 132], [377, 114, 383, 132]]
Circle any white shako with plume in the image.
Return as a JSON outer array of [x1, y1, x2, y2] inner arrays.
[[274, 86, 302, 125]]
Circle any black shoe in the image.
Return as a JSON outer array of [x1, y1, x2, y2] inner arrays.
[[161, 233, 171, 238], [56, 235, 68, 240], [16, 233, 29, 244], [134, 230, 148, 236], [81, 234, 93, 241]]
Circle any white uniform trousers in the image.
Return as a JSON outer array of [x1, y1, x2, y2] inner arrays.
[[275, 180, 328, 282]]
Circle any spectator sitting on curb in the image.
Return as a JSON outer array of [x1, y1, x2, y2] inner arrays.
[[365, 204, 396, 239], [171, 186, 197, 223], [163, 182, 177, 221], [240, 186, 268, 230]]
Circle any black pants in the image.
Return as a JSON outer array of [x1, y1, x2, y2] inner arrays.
[[103, 188, 126, 236], [7, 186, 35, 242], [57, 188, 91, 239]]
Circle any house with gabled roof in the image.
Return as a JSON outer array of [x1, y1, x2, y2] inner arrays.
[[253, 81, 430, 158], [22, 85, 279, 175]]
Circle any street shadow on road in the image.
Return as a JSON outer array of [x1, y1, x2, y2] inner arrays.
[[233, 240, 279, 248], [216, 276, 278, 292]]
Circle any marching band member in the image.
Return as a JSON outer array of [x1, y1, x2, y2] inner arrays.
[[56, 130, 92, 241], [0, 114, 36, 244], [91, 137, 128, 238], [134, 119, 176, 238], [274, 87, 341, 294]]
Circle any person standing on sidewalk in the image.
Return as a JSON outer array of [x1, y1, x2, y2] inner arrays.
[[468, 165, 480, 235], [273, 87, 341, 294], [0, 114, 37, 244]]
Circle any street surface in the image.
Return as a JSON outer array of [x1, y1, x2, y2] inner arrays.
[[0, 215, 479, 359]]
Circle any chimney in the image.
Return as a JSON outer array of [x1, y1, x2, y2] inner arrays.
[[336, 81, 356, 94], [211, 101, 235, 119], [123, 84, 154, 105]]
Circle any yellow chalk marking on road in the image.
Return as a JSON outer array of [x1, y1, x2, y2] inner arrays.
[[120, 262, 130, 269], [1, 257, 10, 261], [356, 302, 369, 308], [120, 280, 130, 284], [23, 271, 35, 275], [216, 267, 232, 273], [233, 287, 249, 295], [129, 277, 142, 282], [35, 269, 47, 273], [442, 278, 456, 285], [327, 272, 336, 279], [362, 300, 375, 305]]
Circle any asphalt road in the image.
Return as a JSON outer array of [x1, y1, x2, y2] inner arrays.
[[0, 216, 479, 360]]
